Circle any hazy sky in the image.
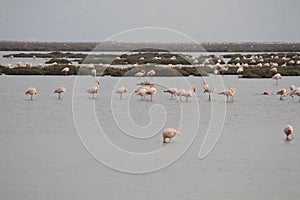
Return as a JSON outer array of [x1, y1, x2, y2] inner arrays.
[[0, 0, 299, 42]]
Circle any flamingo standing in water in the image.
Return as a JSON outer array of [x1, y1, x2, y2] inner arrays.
[[135, 86, 148, 101], [91, 69, 97, 77], [87, 80, 100, 99], [203, 81, 216, 101], [272, 73, 282, 85], [25, 87, 37, 100], [177, 86, 196, 102], [53, 86, 67, 99], [163, 87, 178, 99], [162, 128, 181, 143], [116, 86, 128, 99], [61, 67, 70, 75], [291, 87, 300, 102], [218, 87, 236, 102], [284, 125, 294, 141], [145, 85, 157, 101], [276, 88, 287, 100]]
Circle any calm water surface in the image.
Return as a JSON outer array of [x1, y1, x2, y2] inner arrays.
[[0, 75, 299, 200]]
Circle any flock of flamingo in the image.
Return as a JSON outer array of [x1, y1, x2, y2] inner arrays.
[[24, 68, 296, 142]]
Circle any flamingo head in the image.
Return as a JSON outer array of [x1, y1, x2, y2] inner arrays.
[[96, 80, 100, 85]]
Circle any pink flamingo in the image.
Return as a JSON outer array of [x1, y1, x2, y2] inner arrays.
[[276, 88, 287, 100], [25, 87, 37, 100], [163, 87, 177, 99], [135, 86, 148, 101], [162, 128, 181, 143], [218, 87, 236, 102], [177, 86, 196, 102], [54, 86, 67, 99], [284, 125, 294, 141], [116, 86, 128, 99], [272, 73, 282, 85], [87, 80, 100, 99], [145, 85, 157, 101], [203, 81, 216, 101]]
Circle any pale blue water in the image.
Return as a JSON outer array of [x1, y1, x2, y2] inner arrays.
[[0, 74, 299, 200]]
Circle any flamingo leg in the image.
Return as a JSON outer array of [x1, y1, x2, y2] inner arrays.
[[208, 93, 211, 101], [120, 94, 122, 99], [186, 97, 188, 103], [30, 95, 33, 100], [151, 94, 153, 101]]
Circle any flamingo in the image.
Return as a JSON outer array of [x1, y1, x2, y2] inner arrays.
[[290, 87, 300, 102], [87, 80, 100, 99], [91, 69, 97, 77], [162, 128, 181, 143], [276, 88, 287, 100], [272, 73, 282, 85], [25, 87, 37, 100], [270, 67, 277, 73], [163, 87, 178, 99], [116, 86, 128, 99], [218, 87, 236, 102], [53, 86, 67, 99], [284, 125, 294, 141], [134, 70, 145, 78], [236, 66, 244, 74], [146, 69, 155, 77], [203, 81, 216, 101], [135, 86, 148, 101], [178, 86, 196, 102], [61, 67, 70, 75], [145, 85, 157, 101]]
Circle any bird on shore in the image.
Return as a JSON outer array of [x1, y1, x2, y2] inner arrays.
[[236, 66, 244, 73], [270, 67, 277, 73], [25, 87, 37, 100], [135, 70, 145, 78], [53, 86, 67, 99], [91, 69, 97, 77], [146, 69, 155, 77], [163, 87, 177, 99], [87, 80, 100, 99], [177, 86, 196, 102], [218, 87, 236, 102], [272, 73, 282, 85], [61, 67, 70, 75], [162, 128, 181, 143], [203, 81, 216, 101], [284, 125, 294, 141], [276, 88, 287, 100], [116, 86, 128, 99]]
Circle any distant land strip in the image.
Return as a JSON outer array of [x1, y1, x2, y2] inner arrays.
[[0, 41, 300, 52]]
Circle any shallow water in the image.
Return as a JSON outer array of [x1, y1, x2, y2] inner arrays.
[[0, 75, 299, 200]]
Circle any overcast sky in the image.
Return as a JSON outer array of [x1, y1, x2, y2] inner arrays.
[[0, 0, 299, 42]]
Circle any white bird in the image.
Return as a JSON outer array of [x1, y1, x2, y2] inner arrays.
[[116, 86, 128, 99], [272, 73, 282, 85], [178, 86, 196, 102], [146, 69, 155, 77], [87, 80, 100, 99], [163, 87, 177, 99], [53, 86, 67, 99], [162, 128, 181, 143], [91, 69, 97, 77], [270, 67, 277, 73], [25, 87, 37, 100], [134, 70, 145, 78], [276, 88, 287, 100], [61, 67, 69, 75], [203, 81, 216, 101], [284, 125, 294, 141]]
